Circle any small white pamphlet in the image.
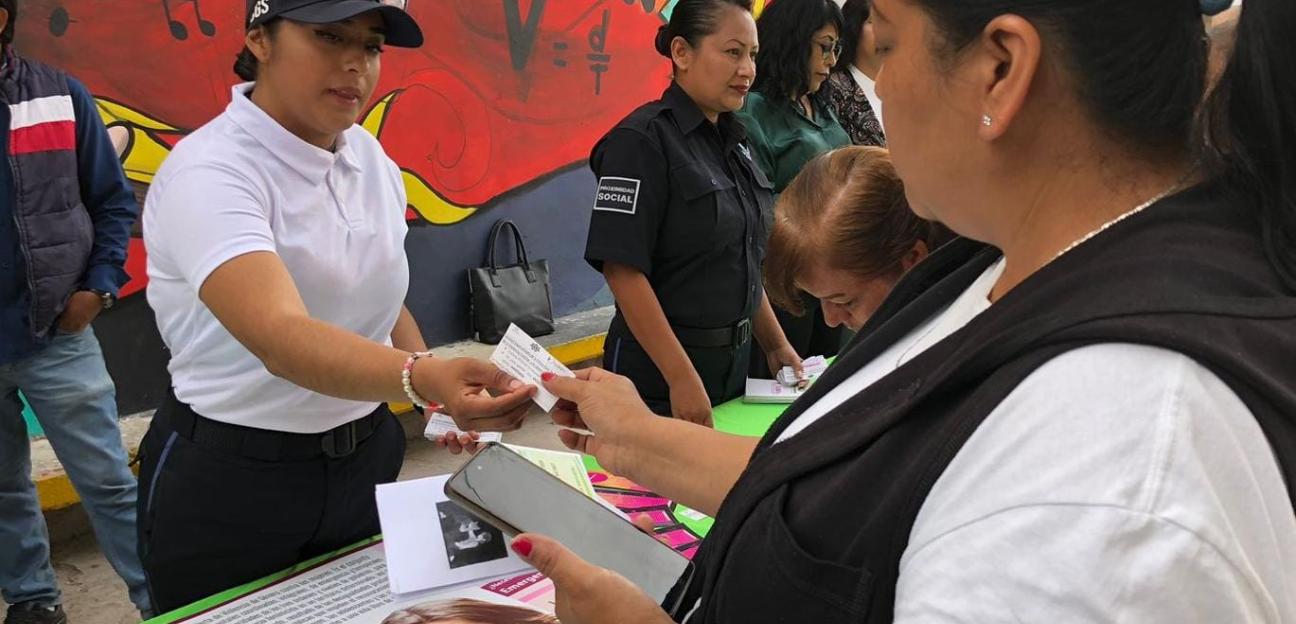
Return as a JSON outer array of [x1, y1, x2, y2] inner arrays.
[[489, 324, 574, 412], [502, 444, 597, 499], [776, 355, 829, 387], [423, 412, 503, 444], [743, 378, 806, 404], [377, 445, 601, 595], [376, 475, 529, 595]]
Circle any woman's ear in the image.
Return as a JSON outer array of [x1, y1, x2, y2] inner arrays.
[[246, 25, 272, 65], [671, 36, 694, 73], [901, 239, 930, 272], [970, 15, 1043, 141]]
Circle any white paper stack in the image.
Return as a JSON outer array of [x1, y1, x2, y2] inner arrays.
[[422, 412, 503, 444], [775, 355, 829, 386], [743, 378, 805, 404]]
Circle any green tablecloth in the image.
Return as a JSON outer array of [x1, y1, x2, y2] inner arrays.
[[145, 396, 789, 623]]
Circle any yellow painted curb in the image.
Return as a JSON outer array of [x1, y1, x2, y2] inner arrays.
[[548, 332, 607, 369], [35, 473, 82, 512], [38, 334, 607, 511], [36, 463, 141, 512]]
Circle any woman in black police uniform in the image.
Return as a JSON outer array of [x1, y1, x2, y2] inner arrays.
[[583, 0, 800, 426]]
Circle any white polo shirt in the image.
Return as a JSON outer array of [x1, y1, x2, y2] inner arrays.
[[144, 83, 410, 433]]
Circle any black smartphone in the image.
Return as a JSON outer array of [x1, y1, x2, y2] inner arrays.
[[444, 442, 693, 604]]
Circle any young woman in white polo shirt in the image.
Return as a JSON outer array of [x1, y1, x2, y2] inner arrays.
[[136, 0, 535, 612]]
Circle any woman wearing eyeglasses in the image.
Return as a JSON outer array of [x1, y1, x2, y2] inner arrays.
[[737, 0, 852, 376]]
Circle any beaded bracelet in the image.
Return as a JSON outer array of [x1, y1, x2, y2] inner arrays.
[[401, 351, 436, 409]]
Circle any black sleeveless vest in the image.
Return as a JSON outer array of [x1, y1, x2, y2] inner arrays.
[[666, 179, 1296, 623]]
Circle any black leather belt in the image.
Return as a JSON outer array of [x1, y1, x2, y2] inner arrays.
[[611, 316, 753, 349], [160, 390, 388, 461]]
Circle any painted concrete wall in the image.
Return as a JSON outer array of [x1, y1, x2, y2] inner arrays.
[[15, 0, 760, 423]]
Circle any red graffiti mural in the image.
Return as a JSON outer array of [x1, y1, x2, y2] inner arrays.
[[19, 0, 678, 296]]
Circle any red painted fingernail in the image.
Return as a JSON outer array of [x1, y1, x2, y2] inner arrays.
[[541, 372, 555, 382], [511, 538, 533, 558]]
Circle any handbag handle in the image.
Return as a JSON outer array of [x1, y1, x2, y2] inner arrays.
[[484, 219, 537, 285]]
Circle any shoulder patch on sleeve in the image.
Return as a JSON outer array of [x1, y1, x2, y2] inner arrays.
[[592, 177, 641, 215]]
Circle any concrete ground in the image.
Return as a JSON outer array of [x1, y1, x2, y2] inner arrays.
[[44, 408, 574, 624]]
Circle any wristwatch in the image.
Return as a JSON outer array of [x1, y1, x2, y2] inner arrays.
[[88, 289, 116, 310]]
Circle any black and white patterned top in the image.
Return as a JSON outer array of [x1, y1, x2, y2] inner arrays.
[[820, 69, 887, 147]]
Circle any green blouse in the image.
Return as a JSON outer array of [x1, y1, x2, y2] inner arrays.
[[736, 91, 853, 193]]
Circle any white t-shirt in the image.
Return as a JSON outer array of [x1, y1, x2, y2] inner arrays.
[[777, 259, 1296, 621], [144, 83, 410, 433]]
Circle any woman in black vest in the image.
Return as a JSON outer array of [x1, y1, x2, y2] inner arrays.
[[510, 0, 1296, 622]]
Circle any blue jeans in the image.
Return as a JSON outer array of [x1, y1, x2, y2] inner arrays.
[[0, 327, 150, 612]]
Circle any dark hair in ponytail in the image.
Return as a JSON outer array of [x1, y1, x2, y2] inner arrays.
[[233, 19, 282, 81], [654, 0, 754, 63], [1206, 0, 1296, 290]]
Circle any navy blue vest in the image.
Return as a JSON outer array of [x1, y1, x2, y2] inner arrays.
[[0, 51, 90, 338]]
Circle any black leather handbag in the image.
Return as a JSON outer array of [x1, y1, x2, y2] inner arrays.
[[468, 219, 555, 344]]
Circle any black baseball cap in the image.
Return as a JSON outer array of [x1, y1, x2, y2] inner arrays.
[[246, 0, 424, 48]]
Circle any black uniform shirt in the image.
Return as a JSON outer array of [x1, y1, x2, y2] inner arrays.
[[584, 82, 775, 329]]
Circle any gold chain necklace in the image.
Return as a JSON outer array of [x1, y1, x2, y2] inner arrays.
[[1051, 174, 1194, 262]]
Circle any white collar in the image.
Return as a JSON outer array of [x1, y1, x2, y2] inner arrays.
[[226, 82, 362, 184]]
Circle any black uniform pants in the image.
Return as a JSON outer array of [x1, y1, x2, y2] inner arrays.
[[135, 395, 405, 613], [603, 329, 751, 416], [749, 292, 843, 379]]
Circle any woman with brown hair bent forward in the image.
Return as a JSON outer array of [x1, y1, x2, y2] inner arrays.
[[764, 146, 951, 334]]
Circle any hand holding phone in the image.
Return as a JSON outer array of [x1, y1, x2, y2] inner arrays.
[[444, 443, 693, 604]]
